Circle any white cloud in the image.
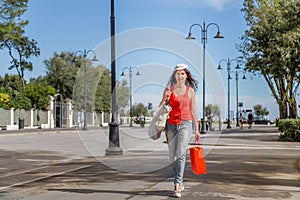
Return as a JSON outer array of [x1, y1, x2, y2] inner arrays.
[[204, 0, 234, 11], [145, 0, 235, 11]]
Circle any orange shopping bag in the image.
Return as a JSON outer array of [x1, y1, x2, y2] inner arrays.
[[189, 144, 207, 175]]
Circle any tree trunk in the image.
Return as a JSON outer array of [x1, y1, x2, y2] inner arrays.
[[21, 77, 25, 91], [288, 95, 297, 118], [278, 100, 288, 119]]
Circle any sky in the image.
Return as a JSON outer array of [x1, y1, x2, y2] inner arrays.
[[1, 0, 290, 120]]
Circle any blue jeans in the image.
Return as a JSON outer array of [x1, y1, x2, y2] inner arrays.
[[166, 121, 193, 185]]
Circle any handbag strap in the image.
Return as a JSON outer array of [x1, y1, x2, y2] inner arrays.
[[165, 86, 171, 105]]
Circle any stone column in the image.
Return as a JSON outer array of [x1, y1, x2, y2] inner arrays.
[[10, 108, 14, 125], [49, 95, 54, 129], [66, 98, 72, 127], [30, 109, 34, 128]]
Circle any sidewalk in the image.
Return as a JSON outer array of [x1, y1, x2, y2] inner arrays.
[[0, 125, 299, 200]]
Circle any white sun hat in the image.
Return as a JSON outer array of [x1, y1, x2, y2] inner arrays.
[[174, 63, 188, 71]]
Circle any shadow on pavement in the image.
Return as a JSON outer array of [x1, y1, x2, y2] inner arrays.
[[13, 151, 298, 199], [186, 153, 299, 187], [48, 188, 174, 198]]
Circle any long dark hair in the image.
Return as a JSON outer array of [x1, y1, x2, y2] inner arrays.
[[167, 68, 198, 91]]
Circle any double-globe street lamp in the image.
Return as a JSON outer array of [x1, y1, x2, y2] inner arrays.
[[106, 0, 123, 156], [234, 70, 247, 126], [218, 58, 246, 128], [73, 49, 98, 130], [186, 21, 224, 134], [121, 66, 141, 127]]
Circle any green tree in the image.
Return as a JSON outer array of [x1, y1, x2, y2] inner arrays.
[[0, 74, 23, 93], [26, 84, 54, 110], [0, 74, 27, 109], [132, 103, 148, 118], [116, 79, 130, 114], [205, 104, 220, 119], [94, 67, 111, 113], [44, 51, 79, 99], [239, 0, 300, 118], [0, 74, 55, 109], [0, 0, 28, 43], [44, 51, 130, 115], [253, 104, 269, 116], [253, 104, 262, 116], [10, 90, 31, 109], [0, 0, 40, 90], [26, 78, 56, 110], [93, 67, 129, 113]]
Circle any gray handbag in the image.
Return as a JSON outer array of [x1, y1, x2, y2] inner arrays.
[[148, 101, 170, 140]]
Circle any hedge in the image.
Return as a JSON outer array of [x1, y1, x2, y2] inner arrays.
[[278, 119, 300, 142]]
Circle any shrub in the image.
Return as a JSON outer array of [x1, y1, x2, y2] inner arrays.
[[278, 119, 300, 142]]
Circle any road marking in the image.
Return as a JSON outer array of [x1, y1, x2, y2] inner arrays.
[[203, 145, 300, 150], [0, 164, 92, 190], [0, 166, 50, 178]]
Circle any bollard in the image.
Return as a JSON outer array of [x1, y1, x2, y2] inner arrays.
[[19, 117, 24, 129]]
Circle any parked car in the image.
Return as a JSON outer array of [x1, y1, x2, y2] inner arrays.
[[253, 116, 274, 125]]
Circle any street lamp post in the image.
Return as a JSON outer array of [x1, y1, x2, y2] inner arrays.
[[218, 58, 246, 128], [73, 49, 98, 130], [235, 71, 246, 126], [186, 21, 224, 134], [106, 0, 123, 156], [121, 66, 141, 127]]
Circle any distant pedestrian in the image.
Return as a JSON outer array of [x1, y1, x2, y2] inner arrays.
[[159, 63, 200, 198], [139, 114, 145, 127], [239, 112, 244, 129], [247, 111, 254, 129]]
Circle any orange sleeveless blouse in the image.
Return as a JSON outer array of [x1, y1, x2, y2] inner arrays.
[[167, 85, 193, 125]]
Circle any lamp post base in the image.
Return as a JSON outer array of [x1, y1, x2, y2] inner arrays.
[[83, 120, 88, 130], [227, 121, 231, 129], [200, 119, 207, 134], [105, 146, 123, 156], [106, 121, 123, 156]]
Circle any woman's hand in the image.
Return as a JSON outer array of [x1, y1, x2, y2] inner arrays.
[[164, 89, 171, 100], [160, 88, 171, 106], [195, 131, 201, 142]]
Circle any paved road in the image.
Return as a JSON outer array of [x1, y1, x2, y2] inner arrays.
[[0, 125, 299, 199]]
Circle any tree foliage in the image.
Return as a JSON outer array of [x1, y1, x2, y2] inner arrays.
[[44, 51, 79, 99], [0, 73, 23, 92], [238, 0, 300, 118], [205, 104, 220, 118], [132, 103, 148, 117], [0, 0, 28, 38], [44, 51, 130, 115], [116, 79, 130, 114], [0, 74, 55, 110], [93, 67, 110, 113], [0, 0, 40, 90], [26, 79, 56, 110], [253, 104, 269, 116], [0, 92, 10, 108]]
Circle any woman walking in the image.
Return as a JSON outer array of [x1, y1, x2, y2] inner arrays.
[[160, 63, 200, 198]]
